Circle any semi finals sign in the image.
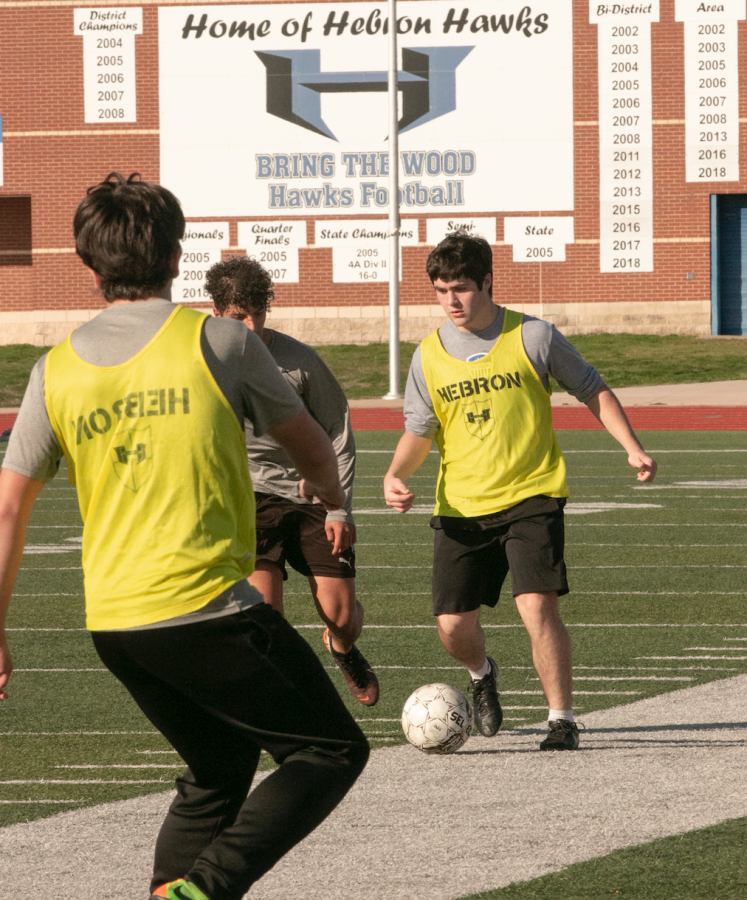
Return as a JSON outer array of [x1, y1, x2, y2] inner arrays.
[[158, 1, 574, 217]]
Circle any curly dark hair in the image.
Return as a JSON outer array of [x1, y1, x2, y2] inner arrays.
[[203, 256, 275, 315], [426, 230, 493, 295], [74, 172, 185, 302]]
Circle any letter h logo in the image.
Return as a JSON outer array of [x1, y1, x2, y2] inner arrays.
[[255, 47, 473, 141]]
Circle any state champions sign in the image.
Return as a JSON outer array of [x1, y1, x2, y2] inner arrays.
[[158, 2, 574, 217]]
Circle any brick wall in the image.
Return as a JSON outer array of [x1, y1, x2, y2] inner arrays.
[[0, 0, 742, 339]]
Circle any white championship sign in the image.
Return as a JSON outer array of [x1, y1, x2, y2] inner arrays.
[[675, 0, 745, 183], [158, 1, 574, 217], [426, 218, 497, 246], [172, 223, 229, 304], [503, 217, 574, 262], [237, 221, 307, 283], [591, 1, 659, 274], [315, 219, 417, 283], [74, 8, 143, 124]]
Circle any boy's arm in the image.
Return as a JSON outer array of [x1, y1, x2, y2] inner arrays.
[[384, 432, 433, 513], [585, 387, 657, 482], [267, 410, 345, 511], [0, 469, 45, 700]]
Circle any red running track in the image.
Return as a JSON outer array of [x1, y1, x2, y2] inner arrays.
[[2, 407, 747, 436], [349, 406, 747, 431]]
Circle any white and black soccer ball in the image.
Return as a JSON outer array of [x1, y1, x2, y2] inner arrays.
[[401, 683, 473, 755]]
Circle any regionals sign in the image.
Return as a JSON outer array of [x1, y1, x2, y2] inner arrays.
[[159, 2, 574, 216]]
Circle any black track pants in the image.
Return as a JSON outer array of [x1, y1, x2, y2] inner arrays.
[[92, 604, 369, 900]]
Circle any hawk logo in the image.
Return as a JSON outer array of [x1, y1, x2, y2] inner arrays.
[[464, 400, 494, 441], [255, 46, 473, 141], [111, 427, 152, 493]]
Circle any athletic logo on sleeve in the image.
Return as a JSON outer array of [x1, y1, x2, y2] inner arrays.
[[463, 399, 494, 440], [111, 426, 153, 493]]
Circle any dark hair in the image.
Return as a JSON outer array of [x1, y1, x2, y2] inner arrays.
[[203, 256, 275, 315], [426, 230, 493, 295], [74, 173, 185, 302]]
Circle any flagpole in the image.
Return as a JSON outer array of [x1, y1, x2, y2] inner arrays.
[[383, 0, 403, 399]]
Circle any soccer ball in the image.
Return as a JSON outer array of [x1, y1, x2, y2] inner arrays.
[[401, 683, 473, 755]]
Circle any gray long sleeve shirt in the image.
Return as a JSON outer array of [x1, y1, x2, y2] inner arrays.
[[405, 308, 605, 438], [246, 330, 355, 525]]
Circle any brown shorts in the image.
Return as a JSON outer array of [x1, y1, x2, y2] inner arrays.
[[254, 492, 356, 580]]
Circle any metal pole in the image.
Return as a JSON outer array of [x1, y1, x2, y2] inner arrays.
[[383, 0, 403, 399]]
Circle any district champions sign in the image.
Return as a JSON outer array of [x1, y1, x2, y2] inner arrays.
[[159, 1, 574, 217]]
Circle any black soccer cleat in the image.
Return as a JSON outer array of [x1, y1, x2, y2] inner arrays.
[[540, 718, 580, 751], [471, 656, 502, 737], [323, 628, 380, 707]]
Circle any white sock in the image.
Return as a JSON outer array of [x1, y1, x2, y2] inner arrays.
[[548, 709, 574, 724], [468, 659, 491, 681]]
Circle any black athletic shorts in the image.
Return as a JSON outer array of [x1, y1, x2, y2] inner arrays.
[[254, 492, 356, 580], [431, 495, 568, 615]]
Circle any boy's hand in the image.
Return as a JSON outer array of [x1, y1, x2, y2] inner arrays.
[[0, 637, 13, 701], [325, 521, 356, 555], [384, 475, 416, 513], [629, 451, 657, 482]]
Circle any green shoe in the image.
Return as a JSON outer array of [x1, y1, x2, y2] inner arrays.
[[150, 879, 211, 900]]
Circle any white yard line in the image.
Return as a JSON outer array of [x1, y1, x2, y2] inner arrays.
[[2, 677, 746, 900]]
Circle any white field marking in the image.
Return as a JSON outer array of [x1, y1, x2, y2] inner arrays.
[[296, 622, 747, 628], [568, 543, 747, 547], [324, 563, 747, 571], [684, 646, 747, 651], [357, 449, 747, 453], [573, 565, 747, 568], [494, 690, 640, 695], [54, 765, 184, 770], [13, 594, 81, 597], [572, 592, 747, 596], [25, 526, 83, 529], [634, 480, 747, 489], [6, 628, 86, 632], [637, 655, 747, 661], [0, 732, 158, 736], [0, 779, 170, 785], [135, 750, 178, 755], [573, 665, 738, 671], [0, 800, 88, 805], [15, 669, 106, 673], [724, 638, 747, 641], [23, 546, 79, 555], [19, 566, 82, 570], [540, 676, 694, 681]]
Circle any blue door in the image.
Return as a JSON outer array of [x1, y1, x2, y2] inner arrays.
[[711, 194, 747, 335]]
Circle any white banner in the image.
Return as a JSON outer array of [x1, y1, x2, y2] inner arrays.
[[158, 1, 574, 217], [74, 8, 142, 124], [237, 220, 307, 282], [172, 222, 229, 304], [675, 0, 745, 183], [503, 216, 574, 262], [426, 217, 496, 245], [591, 1, 658, 274], [314, 218, 416, 283]]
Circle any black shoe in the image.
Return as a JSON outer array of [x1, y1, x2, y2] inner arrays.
[[323, 628, 380, 707], [540, 718, 580, 751], [471, 657, 502, 737]]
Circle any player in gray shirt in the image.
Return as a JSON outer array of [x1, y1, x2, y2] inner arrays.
[[205, 256, 378, 707]]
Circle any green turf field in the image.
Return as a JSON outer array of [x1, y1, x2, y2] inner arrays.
[[1, 429, 746, 894]]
